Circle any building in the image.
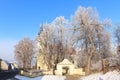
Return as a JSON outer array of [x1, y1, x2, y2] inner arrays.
[[0, 59, 9, 70], [55, 59, 85, 75], [37, 53, 48, 70], [36, 42, 48, 70]]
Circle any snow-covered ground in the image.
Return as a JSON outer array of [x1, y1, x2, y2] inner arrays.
[[80, 70, 120, 80], [15, 70, 120, 80], [42, 75, 66, 80], [15, 75, 66, 80]]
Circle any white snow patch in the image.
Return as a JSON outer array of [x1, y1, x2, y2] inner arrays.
[[80, 73, 102, 80], [80, 70, 120, 80], [41, 75, 66, 80], [15, 75, 66, 80], [101, 70, 120, 80]]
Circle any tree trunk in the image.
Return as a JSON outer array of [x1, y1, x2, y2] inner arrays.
[[23, 60, 26, 69], [86, 56, 91, 75], [86, 49, 94, 75], [86, 36, 95, 75]]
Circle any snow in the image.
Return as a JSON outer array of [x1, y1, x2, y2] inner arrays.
[[80, 70, 120, 80], [41, 75, 66, 80], [16, 70, 120, 80], [101, 70, 120, 80], [80, 73, 102, 80], [15, 75, 66, 80], [15, 75, 42, 80]]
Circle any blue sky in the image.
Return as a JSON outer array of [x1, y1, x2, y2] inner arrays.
[[0, 0, 120, 61]]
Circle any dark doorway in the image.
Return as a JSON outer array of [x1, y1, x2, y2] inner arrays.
[[62, 66, 69, 75]]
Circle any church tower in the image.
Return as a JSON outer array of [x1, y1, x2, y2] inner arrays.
[[36, 24, 48, 70]]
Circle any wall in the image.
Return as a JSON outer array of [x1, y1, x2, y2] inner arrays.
[[1, 61, 8, 70], [56, 65, 85, 75]]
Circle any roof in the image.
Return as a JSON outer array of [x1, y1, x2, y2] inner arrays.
[[57, 59, 74, 65]]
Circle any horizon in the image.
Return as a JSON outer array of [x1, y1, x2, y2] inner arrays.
[[0, 0, 120, 61]]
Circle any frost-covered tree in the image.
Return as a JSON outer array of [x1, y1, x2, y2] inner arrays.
[[115, 25, 120, 65], [14, 37, 35, 68], [36, 6, 112, 74], [71, 6, 111, 74], [36, 16, 73, 72], [115, 25, 120, 46]]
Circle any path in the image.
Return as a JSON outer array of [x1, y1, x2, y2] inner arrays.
[[66, 75, 81, 80]]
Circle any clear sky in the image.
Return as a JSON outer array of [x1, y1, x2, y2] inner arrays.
[[0, 0, 120, 61]]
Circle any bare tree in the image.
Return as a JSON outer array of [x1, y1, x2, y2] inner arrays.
[[115, 25, 120, 65], [72, 6, 111, 74], [37, 23, 57, 70], [14, 37, 35, 69], [36, 6, 111, 74], [36, 16, 74, 74], [115, 25, 120, 46]]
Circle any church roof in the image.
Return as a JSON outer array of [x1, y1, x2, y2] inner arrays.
[[58, 59, 74, 65]]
